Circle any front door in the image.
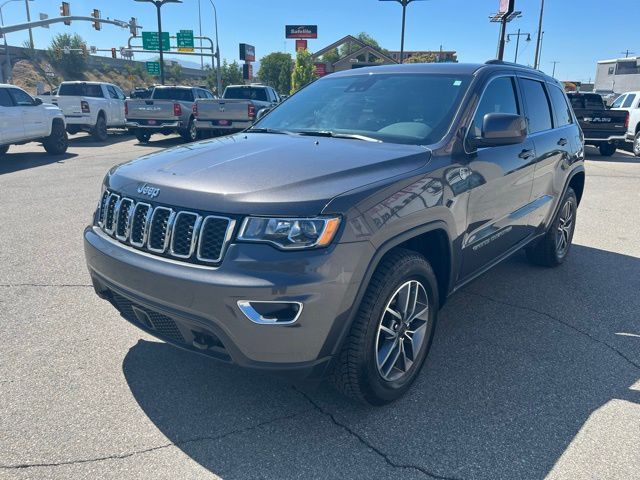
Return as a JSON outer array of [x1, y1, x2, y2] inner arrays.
[[459, 74, 536, 279]]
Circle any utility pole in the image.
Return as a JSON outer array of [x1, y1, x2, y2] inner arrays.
[[533, 0, 544, 69], [621, 49, 635, 58], [24, 0, 33, 49], [551, 60, 559, 78]]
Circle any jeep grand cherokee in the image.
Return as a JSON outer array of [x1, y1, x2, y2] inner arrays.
[[84, 61, 585, 405]]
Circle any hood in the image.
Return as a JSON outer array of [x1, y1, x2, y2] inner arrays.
[[108, 133, 430, 215]]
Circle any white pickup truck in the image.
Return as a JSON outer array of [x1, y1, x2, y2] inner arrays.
[[0, 84, 68, 156], [50, 81, 127, 141], [610, 91, 640, 156], [194, 84, 280, 135]]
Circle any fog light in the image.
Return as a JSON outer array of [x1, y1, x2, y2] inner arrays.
[[237, 300, 303, 325]]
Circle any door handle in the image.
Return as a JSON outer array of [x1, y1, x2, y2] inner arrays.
[[557, 138, 568, 146], [518, 149, 535, 160]]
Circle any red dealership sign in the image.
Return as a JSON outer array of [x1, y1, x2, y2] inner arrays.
[[296, 39, 308, 51], [285, 25, 318, 39]]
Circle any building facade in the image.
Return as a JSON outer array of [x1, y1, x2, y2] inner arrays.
[[595, 57, 640, 94], [388, 50, 458, 63]]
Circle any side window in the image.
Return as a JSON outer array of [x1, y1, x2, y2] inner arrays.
[[106, 86, 119, 99], [471, 76, 519, 138], [622, 93, 636, 108], [0, 88, 14, 107], [611, 95, 626, 108], [114, 86, 126, 100], [548, 85, 573, 127], [520, 78, 553, 133], [9, 88, 35, 106]]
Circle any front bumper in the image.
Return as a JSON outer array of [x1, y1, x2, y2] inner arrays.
[[84, 226, 373, 378]]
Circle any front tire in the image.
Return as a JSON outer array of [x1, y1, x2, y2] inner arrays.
[[633, 132, 640, 157], [331, 249, 439, 405], [92, 114, 108, 142], [599, 142, 616, 157], [43, 121, 69, 155], [526, 187, 577, 267]]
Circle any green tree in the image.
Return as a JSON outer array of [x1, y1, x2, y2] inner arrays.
[[166, 62, 183, 83], [222, 60, 243, 90], [340, 32, 389, 57], [290, 49, 315, 94], [257, 52, 293, 95], [48, 33, 87, 77], [406, 52, 438, 63], [321, 47, 340, 65]]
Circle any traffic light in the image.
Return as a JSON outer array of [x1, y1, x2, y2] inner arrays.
[[81, 43, 87, 57], [129, 17, 138, 37], [111, 48, 117, 59], [91, 9, 101, 31], [55, 48, 62, 59], [60, 2, 71, 26]]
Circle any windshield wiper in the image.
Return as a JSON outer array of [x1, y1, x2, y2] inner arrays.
[[296, 130, 381, 142], [247, 127, 291, 135]]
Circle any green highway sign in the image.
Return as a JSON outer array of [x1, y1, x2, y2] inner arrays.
[[142, 31, 170, 51], [145, 61, 161, 76], [176, 30, 194, 52]]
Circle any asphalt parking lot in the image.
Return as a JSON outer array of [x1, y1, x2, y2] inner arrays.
[[1, 133, 639, 480]]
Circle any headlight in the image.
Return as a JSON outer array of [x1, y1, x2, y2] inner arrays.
[[238, 216, 341, 249]]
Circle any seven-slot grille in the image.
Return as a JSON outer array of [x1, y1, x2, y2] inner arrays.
[[97, 190, 233, 265]]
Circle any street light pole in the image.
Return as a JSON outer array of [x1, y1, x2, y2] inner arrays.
[[134, 0, 182, 86], [506, 29, 531, 64], [380, 0, 427, 64], [533, 0, 544, 69], [207, 0, 222, 96]]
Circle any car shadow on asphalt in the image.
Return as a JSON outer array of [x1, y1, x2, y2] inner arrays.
[[0, 151, 78, 175], [66, 130, 134, 148], [585, 146, 639, 164], [131, 136, 187, 148], [121, 244, 640, 479]]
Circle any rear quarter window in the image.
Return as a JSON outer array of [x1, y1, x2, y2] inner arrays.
[[520, 78, 553, 133]]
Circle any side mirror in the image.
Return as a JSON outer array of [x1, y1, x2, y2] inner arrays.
[[256, 108, 270, 121], [34, 97, 43, 106], [469, 113, 527, 149]]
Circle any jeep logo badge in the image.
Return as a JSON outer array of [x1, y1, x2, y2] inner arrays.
[[137, 183, 160, 198]]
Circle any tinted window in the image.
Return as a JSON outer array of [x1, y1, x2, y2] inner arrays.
[[549, 86, 573, 127], [622, 93, 636, 108], [9, 88, 34, 106], [472, 76, 519, 137], [611, 95, 626, 108], [0, 88, 14, 107], [256, 73, 471, 145], [152, 88, 194, 101], [520, 78, 553, 133], [224, 87, 268, 102], [58, 83, 104, 97], [107, 85, 119, 99]]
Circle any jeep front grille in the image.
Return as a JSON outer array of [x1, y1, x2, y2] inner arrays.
[[96, 190, 234, 266]]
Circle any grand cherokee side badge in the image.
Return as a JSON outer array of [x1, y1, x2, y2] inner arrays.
[[137, 183, 160, 198]]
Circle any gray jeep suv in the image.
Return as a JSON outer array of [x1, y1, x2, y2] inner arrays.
[[84, 61, 584, 405]]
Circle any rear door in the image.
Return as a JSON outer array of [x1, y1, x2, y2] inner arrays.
[[106, 85, 125, 126], [0, 88, 24, 143], [459, 74, 536, 278]]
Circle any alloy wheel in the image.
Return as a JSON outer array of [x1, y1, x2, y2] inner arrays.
[[634, 135, 640, 156], [556, 200, 574, 257], [375, 280, 429, 382]]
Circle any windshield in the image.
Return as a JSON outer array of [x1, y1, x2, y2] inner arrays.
[[153, 88, 194, 101], [569, 94, 604, 110], [58, 83, 103, 98], [224, 87, 268, 101], [254, 73, 471, 145]]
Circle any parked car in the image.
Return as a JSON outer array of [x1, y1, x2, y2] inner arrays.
[[567, 92, 628, 156], [0, 84, 68, 156], [49, 81, 127, 141], [84, 61, 585, 405], [125, 85, 214, 143], [610, 91, 640, 156], [194, 84, 280, 135]]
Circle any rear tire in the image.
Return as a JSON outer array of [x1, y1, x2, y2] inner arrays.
[[135, 130, 151, 143], [633, 132, 640, 157], [0, 145, 9, 156], [599, 142, 616, 157], [92, 114, 108, 142], [331, 248, 439, 405], [180, 117, 198, 142], [43, 121, 69, 155], [526, 187, 577, 267]]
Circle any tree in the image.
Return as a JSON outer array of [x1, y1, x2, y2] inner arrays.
[[406, 52, 438, 64], [321, 48, 340, 65], [290, 49, 316, 94], [340, 32, 389, 57], [166, 62, 183, 83], [257, 52, 293, 95], [48, 33, 87, 77], [204, 60, 243, 95]]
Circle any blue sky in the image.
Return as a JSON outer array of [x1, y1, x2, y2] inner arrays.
[[1, 0, 636, 81]]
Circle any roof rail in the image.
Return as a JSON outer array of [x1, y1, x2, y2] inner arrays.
[[485, 59, 548, 74]]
